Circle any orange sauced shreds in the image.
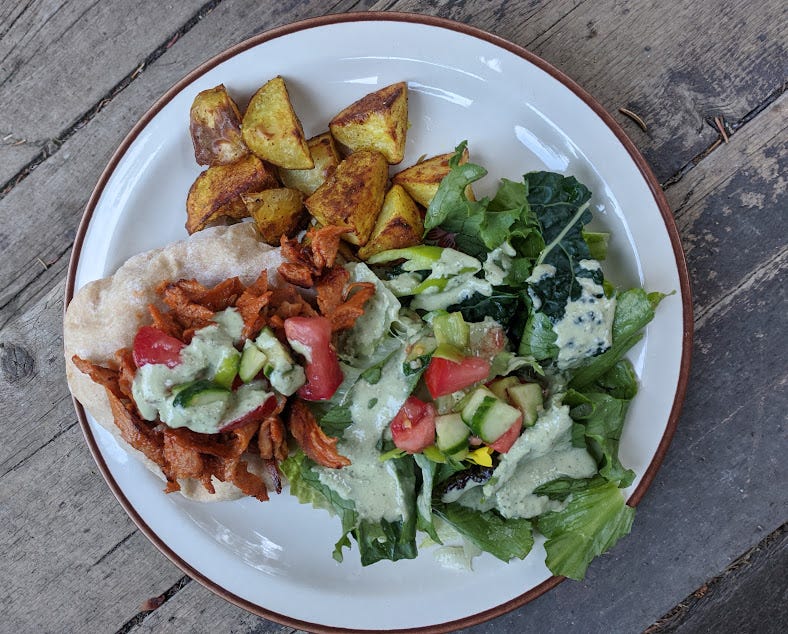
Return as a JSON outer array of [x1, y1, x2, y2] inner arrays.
[[72, 225, 375, 501]]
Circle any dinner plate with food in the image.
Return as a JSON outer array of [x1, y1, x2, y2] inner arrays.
[[64, 13, 691, 632]]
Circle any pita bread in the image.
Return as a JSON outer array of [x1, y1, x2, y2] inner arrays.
[[64, 223, 284, 501]]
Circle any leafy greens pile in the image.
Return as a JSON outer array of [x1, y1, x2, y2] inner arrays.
[[282, 142, 665, 580]]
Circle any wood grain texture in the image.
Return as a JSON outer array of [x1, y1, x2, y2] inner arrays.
[[0, 0, 211, 186], [381, 0, 788, 181], [0, 0, 785, 632]]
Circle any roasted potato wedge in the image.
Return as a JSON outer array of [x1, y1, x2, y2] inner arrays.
[[358, 184, 424, 260], [241, 76, 313, 169], [186, 154, 279, 234], [329, 82, 408, 164], [392, 147, 473, 207], [278, 132, 341, 196], [305, 150, 388, 246], [243, 187, 307, 245], [189, 84, 248, 166]]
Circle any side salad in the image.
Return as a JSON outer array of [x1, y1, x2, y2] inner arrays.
[[281, 142, 665, 580]]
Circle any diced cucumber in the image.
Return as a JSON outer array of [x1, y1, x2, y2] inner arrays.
[[239, 341, 268, 383], [213, 348, 240, 389], [172, 380, 230, 408], [461, 387, 522, 443], [432, 342, 465, 363], [432, 311, 470, 350], [255, 327, 306, 396], [488, 376, 521, 401], [435, 413, 471, 455], [507, 382, 543, 427]]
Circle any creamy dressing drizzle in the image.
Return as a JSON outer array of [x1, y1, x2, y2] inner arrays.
[[317, 341, 414, 521], [131, 308, 272, 434], [553, 260, 616, 369]]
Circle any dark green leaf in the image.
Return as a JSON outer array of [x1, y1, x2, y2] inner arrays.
[[568, 289, 666, 389], [518, 310, 559, 359], [595, 358, 639, 399], [533, 474, 607, 501]]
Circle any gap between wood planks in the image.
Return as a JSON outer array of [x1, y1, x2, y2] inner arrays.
[[0, 0, 224, 201], [643, 522, 788, 633]]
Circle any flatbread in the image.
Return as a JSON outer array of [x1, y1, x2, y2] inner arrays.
[[64, 223, 284, 501]]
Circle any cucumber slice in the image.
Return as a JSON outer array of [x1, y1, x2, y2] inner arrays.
[[461, 387, 522, 443], [172, 380, 230, 408], [213, 348, 241, 389], [435, 413, 471, 455], [239, 341, 268, 383], [488, 376, 521, 401], [507, 382, 543, 427]]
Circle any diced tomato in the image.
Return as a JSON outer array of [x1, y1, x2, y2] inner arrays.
[[390, 397, 436, 453], [219, 395, 277, 432], [424, 355, 491, 398], [132, 326, 185, 368], [284, 316, 343, 401], [489, 416, 523, 453]]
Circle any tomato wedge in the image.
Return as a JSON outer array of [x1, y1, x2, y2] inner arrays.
[[132, 326, 185, 368], [390, 396, 436, 453], [284, 316, 343, 401], [424, 355, 491, 398], [488, 416, 523, 453]]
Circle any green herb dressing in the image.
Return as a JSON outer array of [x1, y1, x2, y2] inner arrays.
[[552, 260, 616, 369], [131, 308, 273, 434], [317, 342, 413, 521]]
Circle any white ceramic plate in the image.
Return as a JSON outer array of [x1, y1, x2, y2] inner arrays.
[[67, 13, 691, 632]]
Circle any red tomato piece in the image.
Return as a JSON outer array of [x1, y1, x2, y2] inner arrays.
[[424, 355, 491, 398], [489, 416, 523, 453], [284, 316, 343, 401], [390, 397, 436, 453], [132, 326, 185, 368], [219, 395, 277, 432]]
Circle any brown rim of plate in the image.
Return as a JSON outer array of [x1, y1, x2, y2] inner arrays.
[[64, 10, 693, 634]]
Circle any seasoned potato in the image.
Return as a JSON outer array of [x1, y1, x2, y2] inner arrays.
[[186, 154, 279, 234], [329, 82, 408, 164], [243, 188, 306, 245], [189, 84, 248, 166], [305, 150, 388, 246], [278, 132, 341, 195], [392, 147, 473, 207], [241, 76, 313, 169], [358, 184, 424, 260]]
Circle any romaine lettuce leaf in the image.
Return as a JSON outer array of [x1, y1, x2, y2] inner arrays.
[[433, 502, 534, 562], [536, 480, 635, 580], [568, 288, 666, 389], [280, 451, 358, 562], [414, 453, 441, 542], [564, 390, 635, 487]]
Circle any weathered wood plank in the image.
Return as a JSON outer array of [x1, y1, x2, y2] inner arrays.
[[0, 422, 185, 632], [646, 525, 788, 633], [0, 0, 210, 186], [381, 0, 788, 181]]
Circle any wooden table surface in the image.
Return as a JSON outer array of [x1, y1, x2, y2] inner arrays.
[[1, 1, 785, 632]]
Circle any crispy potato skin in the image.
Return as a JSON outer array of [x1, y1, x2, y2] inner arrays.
[[189, 84, 248, 166], [241, 76, 313, 169], [243, 187, 307, 245], [186, 154, 279, 234], [278, 132, 341, 195], [305, 150, 388, 246], [358, 184, 424, 259], [329, 82, 408, 164], [392, 147, 472, 207]]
